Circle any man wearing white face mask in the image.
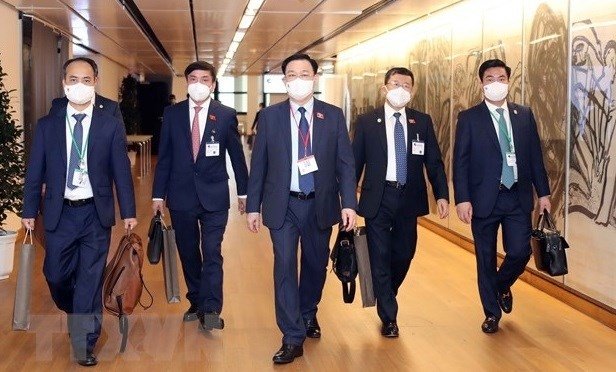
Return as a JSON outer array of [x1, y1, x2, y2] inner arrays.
[[353, 67, 449, 337], [152, 61, 248, 332], [22, 57, 137, 366], [453, 59, 551, 334], [246, 53, 356, 364]]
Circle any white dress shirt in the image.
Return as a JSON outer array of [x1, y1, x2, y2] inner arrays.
[[64, 103, 94, 200], [189, 97, 212, 142], [290, 98, 315, 192], [384, 104, 408, 182], [485, 100, 518, 181]]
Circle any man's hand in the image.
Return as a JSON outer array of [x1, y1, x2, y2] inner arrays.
[[152, 200, 164, 216], [437, 199, 449, 219], [238, 198, 246, 215], [456, 202, 473, 224], [341, 208, 356, 232], [247, 212, 261, 233], [124, 218, 138, 230], [538, 196, 551, 214], [22, 218, 35, 230]]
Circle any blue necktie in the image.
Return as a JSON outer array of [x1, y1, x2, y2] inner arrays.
[[298, 107, 314, 193], [67, 113, 86, 190], [393, 112, 407, 185], [496, 108, 515, 188]]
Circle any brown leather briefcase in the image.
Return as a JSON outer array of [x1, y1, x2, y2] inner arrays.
[[102, 232, 152, 352]]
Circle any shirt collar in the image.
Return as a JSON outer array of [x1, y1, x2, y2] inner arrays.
[[189, 97, 211, 111], [485, 100, 508, 115], [290, 97, 314, 114], [66, 101, 94, 120], [384, 104, 405, 121]]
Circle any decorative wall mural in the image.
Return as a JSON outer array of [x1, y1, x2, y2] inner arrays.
[[526, 3, 568, 223], [570, 20, 616, 228]]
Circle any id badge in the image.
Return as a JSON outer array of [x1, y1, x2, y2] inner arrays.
[[411, 140, 425, 155], [72, 169, 88, 188], [506, 152, 517, 166], [298, 155, 318, 175], [205, 142, 220, 157]]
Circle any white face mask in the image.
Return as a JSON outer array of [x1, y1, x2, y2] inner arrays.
[[483, 81, 509, 102], [286, 78, 314, 101], [64, 83, 95, 105], [187, 82, 212, 102], [385, 86, 412, 108]]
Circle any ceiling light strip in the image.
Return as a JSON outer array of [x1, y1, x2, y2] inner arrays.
[[218, 0, 266, 77], [189, 0, 199, 62], [116, 0, 175, 74]]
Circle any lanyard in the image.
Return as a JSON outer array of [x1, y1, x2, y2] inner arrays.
[[66, 114, 88, 166], [290, 107, 314, 158], [489, 110, 514, 152]]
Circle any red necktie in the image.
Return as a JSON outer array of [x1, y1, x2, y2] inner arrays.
[[192, 106, 202, 161]]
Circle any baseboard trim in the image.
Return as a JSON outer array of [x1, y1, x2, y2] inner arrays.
[[418, 217, 616, 331]]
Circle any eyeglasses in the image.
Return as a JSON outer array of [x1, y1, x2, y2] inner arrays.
[[387, 81, 412, 91], [284, 73, 314, 80]]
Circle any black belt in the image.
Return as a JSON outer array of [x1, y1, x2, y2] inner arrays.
[[63, 197, 94, 207], [385, 181, 406, 190], [289, 191, 315, 200]]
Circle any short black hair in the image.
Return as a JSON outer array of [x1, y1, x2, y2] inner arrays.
[[184, 61, 217, 81], [63, 57, 98, 78], [478, 59, 511, 80], [384, 67, 414, 86], [281, 53, 318, 75]]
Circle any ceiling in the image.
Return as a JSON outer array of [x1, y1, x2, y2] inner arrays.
[[3, 0, 459, 76]]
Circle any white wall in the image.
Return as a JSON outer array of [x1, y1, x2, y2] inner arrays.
[[0, 2, 23, 231]]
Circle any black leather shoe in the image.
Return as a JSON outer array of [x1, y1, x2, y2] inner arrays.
[[498, 290, 513, 314], [305, 317, 321, 338], [76, 352, 98, 367], [481, 316, 499, 333], [198, 311, 225, 331], [272, 344, 303, 364], [380, 321, 399, 338], [183, 304, 199, 322]]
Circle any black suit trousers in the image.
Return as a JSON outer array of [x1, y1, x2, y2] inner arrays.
[[366, 186, 418, 323], [471, 185, 532, 320]]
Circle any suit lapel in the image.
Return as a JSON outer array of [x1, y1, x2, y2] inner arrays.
[[406, 108, 417, 156], [196, 100, 219, 162], [280, 99, 292, 163], [178, 100, 192, 157], [508, 102, 522, 151], [87, 108, 103, 167], [55, 110, 68, 172], [375, 106, 387, 157], [312, 100, 325, 161], [480, 101, 501, 153]]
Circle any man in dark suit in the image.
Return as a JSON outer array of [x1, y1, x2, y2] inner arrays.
[[152, 61, 249, 332], [22, 57, 137, 366], [50, 92, 124, 124], [246, 54, 356, 364], [353, 67, 449, 338], [453, 59, 551, 333]]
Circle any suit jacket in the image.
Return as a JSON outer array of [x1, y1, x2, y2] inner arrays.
[[22, 105, 136, 230], [50, 94, 124, 125], [353, 106, 449, 219], [152, 99, 248, 212], [453, 101, 550, 218], [246, 98, 357, 230]]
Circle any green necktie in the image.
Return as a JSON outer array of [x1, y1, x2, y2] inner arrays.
[[496, 108, 514, 188]]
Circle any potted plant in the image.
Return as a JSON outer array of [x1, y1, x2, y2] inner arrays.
[[119, 74, 141, 166], [0, 56, 25, 279]]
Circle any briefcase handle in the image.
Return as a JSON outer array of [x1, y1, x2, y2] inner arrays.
[[536, 208, 557, 231]]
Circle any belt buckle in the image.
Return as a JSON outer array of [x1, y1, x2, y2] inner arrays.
[[297, 192, 308, 200]]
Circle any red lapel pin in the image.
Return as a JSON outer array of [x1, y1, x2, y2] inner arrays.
[[209, 114, 216, 121], [408, 118, 416, 124], [316, 112, 324, 119]]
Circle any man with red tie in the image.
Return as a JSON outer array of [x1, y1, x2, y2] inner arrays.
[[152, 61, 248, 332]]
